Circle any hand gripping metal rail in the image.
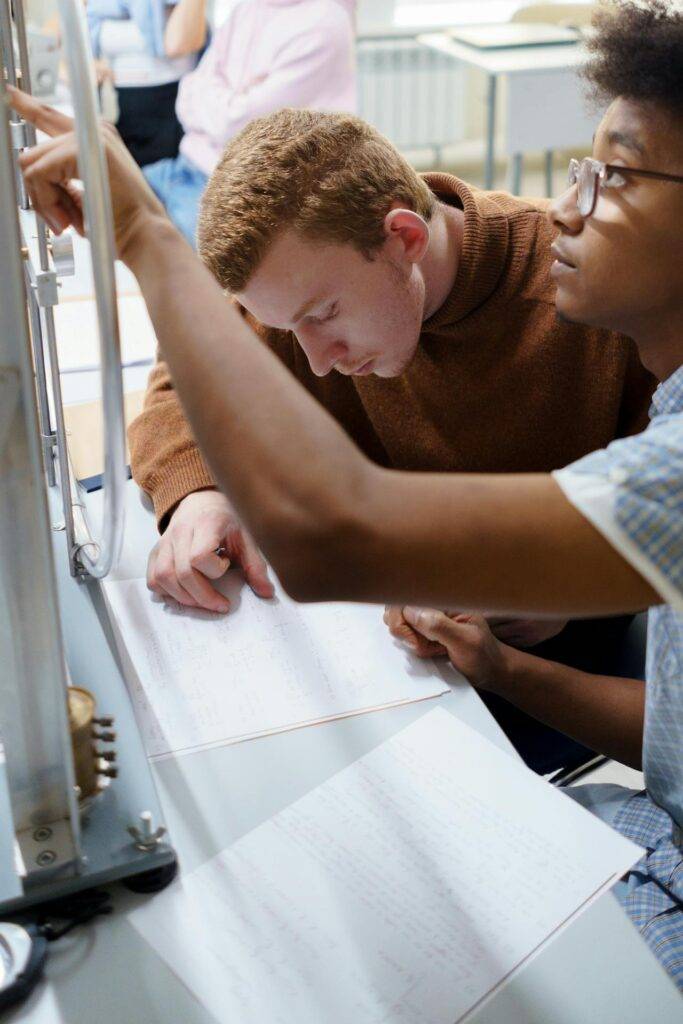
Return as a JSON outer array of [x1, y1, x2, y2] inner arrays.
[[6, 0, 127, 579]]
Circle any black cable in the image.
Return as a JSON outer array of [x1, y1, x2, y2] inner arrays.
[[33, 888, 113, 942]]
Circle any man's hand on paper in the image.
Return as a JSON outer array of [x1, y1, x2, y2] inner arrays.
[[147, 490, 274, 613], [384, 605, 567, 654], [392, 607, 510, 693], [8, 86, 169, 261]]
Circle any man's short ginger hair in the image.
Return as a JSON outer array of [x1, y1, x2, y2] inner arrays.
[[197, 108, 436, 293]]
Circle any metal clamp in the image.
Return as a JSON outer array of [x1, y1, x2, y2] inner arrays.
[[33, 268, 59, 307], [49, 232, 76, 277]]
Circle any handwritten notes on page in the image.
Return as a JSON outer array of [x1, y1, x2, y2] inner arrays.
[[102, 576, 449, 760], [128, 708, 642, 1024]]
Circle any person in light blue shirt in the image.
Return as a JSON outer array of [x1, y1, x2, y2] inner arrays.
[[386, 0, 683, 990], [552, 370, 683, 985]]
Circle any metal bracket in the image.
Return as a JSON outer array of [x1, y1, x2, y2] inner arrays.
[[49, 232, 75, 277], [16, 819, 80, 885], [33, 268, 59, 308]]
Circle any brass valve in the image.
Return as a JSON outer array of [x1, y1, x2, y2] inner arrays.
[[68, 686, 117, 801]]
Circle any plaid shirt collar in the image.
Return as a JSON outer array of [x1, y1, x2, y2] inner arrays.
[[650, 364, 683, 418]]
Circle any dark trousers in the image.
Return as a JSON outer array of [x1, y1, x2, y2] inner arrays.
[[115, 81, 184, 169], [481, 615, 644, 775]]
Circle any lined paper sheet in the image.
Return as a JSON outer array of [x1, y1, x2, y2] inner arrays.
[[128, 708, 642, 1024], [53, 293, 156, 372], [64, 390, 144, 480], [102, 575, 449, 760]]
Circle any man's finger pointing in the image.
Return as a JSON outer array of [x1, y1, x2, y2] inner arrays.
[[7, 85, 75, 137]]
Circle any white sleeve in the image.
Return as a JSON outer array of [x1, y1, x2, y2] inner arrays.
[[553, 467, 683, 611]]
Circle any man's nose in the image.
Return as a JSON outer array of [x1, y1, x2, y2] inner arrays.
[[296, 329, 347, 377], [548, 183, 584, 236]]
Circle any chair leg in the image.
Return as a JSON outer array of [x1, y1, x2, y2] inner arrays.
[[484, 73, 497, 190], [509, 152, 523, 195], [545, 149, 554, 196]]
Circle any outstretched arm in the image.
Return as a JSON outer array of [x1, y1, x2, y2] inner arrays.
[[117, 209, 655, 613], [12, 89, 659, 615]]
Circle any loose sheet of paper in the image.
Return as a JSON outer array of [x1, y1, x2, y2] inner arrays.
[[128, 708, 642, 1024], [64, 390, 145, 480], [102, 576, 449, 759], [53, 294, 157, 372]]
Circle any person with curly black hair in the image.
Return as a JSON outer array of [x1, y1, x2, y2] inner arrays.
[[583, 0, 683, 116], [10, 0, 683, 994]]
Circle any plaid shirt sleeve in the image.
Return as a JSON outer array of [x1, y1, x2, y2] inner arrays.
[[552, 412, 683, 612]]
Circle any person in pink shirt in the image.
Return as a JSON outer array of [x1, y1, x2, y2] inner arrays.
[[143, 0, 356, 244]]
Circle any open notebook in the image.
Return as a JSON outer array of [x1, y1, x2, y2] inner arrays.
[[129, 708, 642, 1023], [102, 574, 451, 760]]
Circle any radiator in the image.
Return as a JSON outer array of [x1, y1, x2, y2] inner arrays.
[[356, 38, 465, 154]]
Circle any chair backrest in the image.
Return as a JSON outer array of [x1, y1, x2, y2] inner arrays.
[[511, 3, 596, 28]]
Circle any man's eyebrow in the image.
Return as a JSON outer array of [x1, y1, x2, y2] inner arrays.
[[290, 295, 323, 323], [606, 129, 646, 156]]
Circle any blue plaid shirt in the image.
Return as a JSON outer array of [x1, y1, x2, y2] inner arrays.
[[554, 364, 683, 992]]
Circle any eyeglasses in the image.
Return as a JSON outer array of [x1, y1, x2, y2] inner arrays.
[[567, 157, 683, 217]]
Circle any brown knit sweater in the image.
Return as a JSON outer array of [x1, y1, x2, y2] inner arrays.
[[129, 173, 655, 530]]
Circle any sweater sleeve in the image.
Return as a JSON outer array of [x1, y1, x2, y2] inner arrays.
[[553, 409, 683, 611], [128, 306, 297, 531], [127, 356, 214, 530]]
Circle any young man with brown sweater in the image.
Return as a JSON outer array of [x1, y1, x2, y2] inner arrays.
[[125, 105, 654, 772]]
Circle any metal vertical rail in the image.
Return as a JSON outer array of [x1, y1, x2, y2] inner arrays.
[[22, 250, 56, 484], [0, 68, 81, 879], [6, 0, 58, 482], [1, 0, 29, 207], [0, 0, 16, 84], [12, 0, 32, 88], [37, 263, 80, 557], [53, 0, 127, 579], [8, 0, 127, 579]]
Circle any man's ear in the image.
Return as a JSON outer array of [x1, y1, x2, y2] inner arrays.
[[382, 206, 430, 264]]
